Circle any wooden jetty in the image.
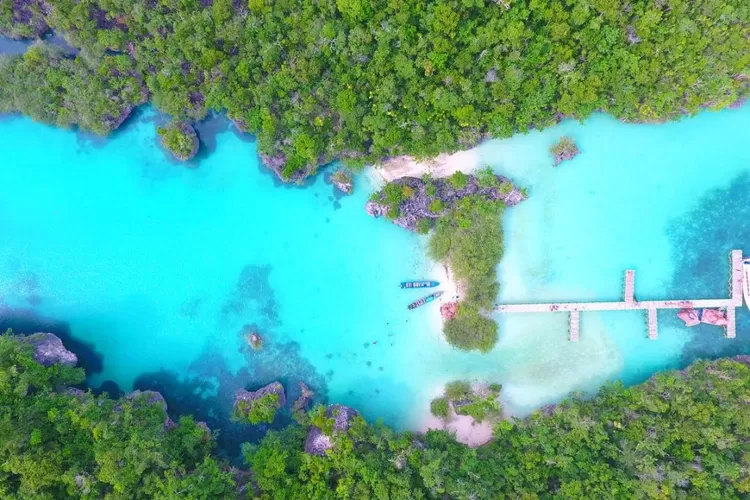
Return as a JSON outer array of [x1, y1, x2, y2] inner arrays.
[[495, 250, 744, 341]]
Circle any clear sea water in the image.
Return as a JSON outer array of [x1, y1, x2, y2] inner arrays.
[[1, 105, 748, 453]]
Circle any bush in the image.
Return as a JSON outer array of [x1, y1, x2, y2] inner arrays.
[[415, 218, 432, 234], [447, 171, 468, 189], [476, 166, 500, 188], [428, 198, 444, 213], [443, 305, 498, 353], [425, 181, 438, 197], [456, 395, 501, 422], [430, 397, 450, 418], [444, 380, 472, 402]]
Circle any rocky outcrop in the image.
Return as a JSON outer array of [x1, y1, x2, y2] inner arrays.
[[550, 137, 580, 166], [304, 404, 359, 456], [159, 121, 199, 161], [292, 382, 314, 413], [0, 0, 50, 40], [234, 382, 286, 412], [20, 332, 77, 367], [440, 302, 458, 320], [330, 169, 353, 194], [365, 174, 525, 232]]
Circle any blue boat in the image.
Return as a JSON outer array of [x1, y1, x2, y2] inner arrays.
[[408, 291, 443, 310], [400, 280, 440, 289]]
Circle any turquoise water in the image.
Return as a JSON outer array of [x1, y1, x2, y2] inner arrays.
[[1, 105, 749, 451]]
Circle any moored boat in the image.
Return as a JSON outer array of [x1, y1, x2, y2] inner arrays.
[[400, 280, 439, 289], [407, 291, 443, 310], [744, 258, 750, 310]]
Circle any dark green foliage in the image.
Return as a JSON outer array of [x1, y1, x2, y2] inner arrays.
[[245, 358, 750, 498], [444, 380, 472, 401], [428, 198, 444, 213], [415, 218, 432, 235], [1, 0, 747, 178], [430, 397, 450, 419], [0, 332, 235, 498], [158, 121, 198, 161], [0, 45, 146, 135], [475, 166, 500, 189], [234, 393, 281, 425], [443, 304, 499, 353], [447, 171, 469, 189]]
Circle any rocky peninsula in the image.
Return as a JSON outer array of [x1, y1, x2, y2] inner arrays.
[[365, 170, 525, 233], [233, 381, 286, 425]]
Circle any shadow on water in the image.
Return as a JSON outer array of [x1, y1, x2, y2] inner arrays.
[[134, 339, 327, 460], [667, 172, 750, 364], [0, 306, 104, 376]]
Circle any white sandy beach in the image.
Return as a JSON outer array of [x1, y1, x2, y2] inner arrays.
[[371, 148, 480, 184]]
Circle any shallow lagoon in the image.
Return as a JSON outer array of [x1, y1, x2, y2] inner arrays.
[[1, 105, 748, 451]]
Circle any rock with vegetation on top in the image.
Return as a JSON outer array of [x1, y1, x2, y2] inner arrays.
[[304, 404, 359, 456], [430, 380, 502, 423], [157, 121, 199, 161], [234, 382, 286, 425], [245, 331, 263, 350], [550, 136, 580, 166], [365, 169, 525, 232], [330, 169, 354, 194], [292, 382, 315, 414], [20, 332, 77, 367]]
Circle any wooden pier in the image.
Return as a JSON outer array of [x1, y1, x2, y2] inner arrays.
[[495, 250, 744, 341]]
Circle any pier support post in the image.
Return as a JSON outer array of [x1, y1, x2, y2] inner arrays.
[[569, 310, 580, 342], [647, 309, 658, 340]]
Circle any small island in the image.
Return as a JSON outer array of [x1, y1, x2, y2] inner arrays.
[[366, 168, 526, 352], [431, 380, 502, 423], [233, 382, 286, 425], [550, 136, 580, 166], [330, 169, 354, 194], [157, 121, 199, 162]]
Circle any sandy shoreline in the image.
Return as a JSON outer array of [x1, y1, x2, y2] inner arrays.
[[371, 149, 480, 183]]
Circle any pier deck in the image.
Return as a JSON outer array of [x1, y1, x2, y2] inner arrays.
[[494, 250, 744, 340]]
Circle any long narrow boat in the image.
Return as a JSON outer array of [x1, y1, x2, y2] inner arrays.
[[408, 291, 443, 310], [400, 280, 440, 289], [743, 258, 750, 310]]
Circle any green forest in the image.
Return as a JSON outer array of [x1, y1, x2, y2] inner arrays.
[[1, 0, 748, 178], [2, 332, 749, 499]]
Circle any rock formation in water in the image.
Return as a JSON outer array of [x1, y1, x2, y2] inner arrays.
[[20, 332, 77, 367], [234, 382, 286, 424], [304, 404, 359, 456], [549, 136, 580, 166], [365, 173, 525, 232], [292, 382, 314, 414], [158, 121, 200, 161], [330, 169, 353, 194]]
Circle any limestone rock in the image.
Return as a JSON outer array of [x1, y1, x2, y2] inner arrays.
[[330, 169, 354, 194], [234, 382, 286, 412], [292, 382, 315, 413], [304, 404, 359, 456], [365, 175, 526, 232], [21, 332, 77, 367]]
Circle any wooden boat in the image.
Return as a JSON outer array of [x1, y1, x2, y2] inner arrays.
[[400, 280, 439, 289], [408, 291, 443, 310]]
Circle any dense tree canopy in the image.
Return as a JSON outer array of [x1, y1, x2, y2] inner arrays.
[[1, 0, 748, 178], [1, 332, 749, 498], [0, 333, 235, 499]]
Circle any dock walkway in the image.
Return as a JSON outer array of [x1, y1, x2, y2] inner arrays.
[[494, 250, 743, 341]]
